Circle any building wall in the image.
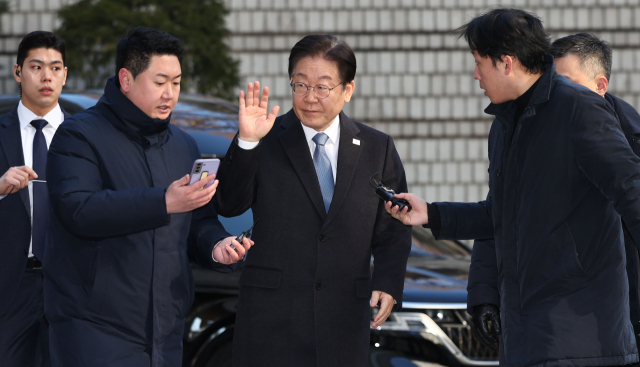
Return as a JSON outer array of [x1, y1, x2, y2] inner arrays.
[[2, 0, 640, 203]]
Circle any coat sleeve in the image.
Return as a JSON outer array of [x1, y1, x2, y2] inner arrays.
[[371, 136, 413, 310], [47, 121, 170, 239], [432, 196, 493, 240], [213, 136, 260, 217], [570, 95, 640, 247], [187, 201, 235, 272], [467, 238, 500, 313]]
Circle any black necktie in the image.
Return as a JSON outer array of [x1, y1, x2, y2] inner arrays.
[[31, 119, 48, 261]]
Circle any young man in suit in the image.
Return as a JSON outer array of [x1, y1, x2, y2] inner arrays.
[[0, 31, 68, 367], [214, 34, 412, 367]]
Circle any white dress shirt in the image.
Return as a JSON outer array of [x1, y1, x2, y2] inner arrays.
[[237, 114, 341, 184], [0, 101, 64, 257]]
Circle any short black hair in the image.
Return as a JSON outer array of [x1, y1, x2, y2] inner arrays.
[[550, 33, 612, 81], [457, 8, 550, 74], [16, 31, 66, 68], [115, 27, 184, 87], [288, 34, 356, 87]]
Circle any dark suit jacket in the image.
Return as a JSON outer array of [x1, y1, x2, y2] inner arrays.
[[214, 109, 412, 367], [0, 105, 69, 317]]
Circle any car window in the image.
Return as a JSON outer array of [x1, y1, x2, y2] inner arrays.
[[171, 102, 239, 132], [410, 226, 470, 257]]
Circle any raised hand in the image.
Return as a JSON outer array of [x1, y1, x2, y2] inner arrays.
[[238, 81, 280, 142]]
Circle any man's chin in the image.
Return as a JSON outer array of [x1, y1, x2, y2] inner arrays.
[[150, 110, 172, 120]]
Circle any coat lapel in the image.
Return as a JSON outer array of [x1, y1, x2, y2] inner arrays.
[[323, 112, 361, 226], [278, 110, 327, 220], [0, 106, 29, 213]]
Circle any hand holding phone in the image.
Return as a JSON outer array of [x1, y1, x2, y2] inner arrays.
[[230, 219, 260, 253], [190, 159, 220, 189], [369, 173, 412, 212]]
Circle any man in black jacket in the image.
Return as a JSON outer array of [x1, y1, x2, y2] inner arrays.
[[44, 27, 252, 367], [392, 32, 640, 356], [387, 9, 640, 367]]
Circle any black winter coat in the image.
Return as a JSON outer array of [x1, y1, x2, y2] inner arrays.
[[435, 91, 640, 341], [440, 57, 640, 367], [44, 77, 233, 367]]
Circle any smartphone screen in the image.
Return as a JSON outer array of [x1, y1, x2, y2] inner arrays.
[[189, 158, 221, 189]]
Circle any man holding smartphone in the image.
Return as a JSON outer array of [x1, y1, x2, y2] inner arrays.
[[44, 27, 252, 366]]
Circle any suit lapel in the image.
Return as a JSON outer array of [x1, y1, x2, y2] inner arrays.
[[61, 107, 71, 120], [0, 106, 30, 213], [323, 112, 361, 226], [278, 110, 327, 220]]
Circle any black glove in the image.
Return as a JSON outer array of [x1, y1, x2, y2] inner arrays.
[[471, 303, 501, 350]]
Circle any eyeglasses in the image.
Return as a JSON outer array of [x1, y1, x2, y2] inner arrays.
[[290, 82, 341, 99]]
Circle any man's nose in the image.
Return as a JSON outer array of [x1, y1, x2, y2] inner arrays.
[[42, 68, 52, 81], [163, 84, 174, 99], [304, 88, 318, 102], [473, 66, 480, 80]]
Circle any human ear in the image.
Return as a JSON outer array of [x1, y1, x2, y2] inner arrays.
[[595, 75, 608, 97], [502, 55, 514, 76], [13, 64, 21, 83], [344, 80, 355, 103], [118, 68, 132, 92]]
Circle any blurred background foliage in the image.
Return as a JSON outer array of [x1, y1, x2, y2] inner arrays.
[[56, 0, 240, 100]]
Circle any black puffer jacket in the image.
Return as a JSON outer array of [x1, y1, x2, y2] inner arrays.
[[45, 77, 233, 366]]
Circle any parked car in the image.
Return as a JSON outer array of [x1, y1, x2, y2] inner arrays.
[[0, 92, 498, 367]]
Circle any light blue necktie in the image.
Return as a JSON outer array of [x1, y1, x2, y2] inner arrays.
[[312, 133, 334, 213]]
